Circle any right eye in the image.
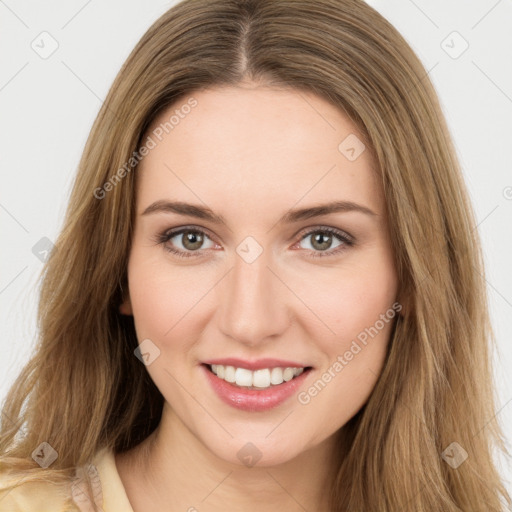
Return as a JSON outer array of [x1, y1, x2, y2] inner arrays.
[[156, 226, 219, 258]]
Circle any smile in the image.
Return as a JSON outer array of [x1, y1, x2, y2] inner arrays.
[[209, 364, 305, 389], [201, 359, 313, 412]]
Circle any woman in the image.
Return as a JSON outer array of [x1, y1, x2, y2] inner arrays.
[[0, 0, 510, 510]]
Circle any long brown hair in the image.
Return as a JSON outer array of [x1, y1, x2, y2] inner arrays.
[[1, 0, 510, 509]]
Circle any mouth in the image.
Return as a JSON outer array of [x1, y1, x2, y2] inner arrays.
[[204, 363, 311, 390], [201, 360, 313, 412]]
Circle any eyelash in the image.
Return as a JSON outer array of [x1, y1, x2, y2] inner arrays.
[[155, 225, 355, 259]]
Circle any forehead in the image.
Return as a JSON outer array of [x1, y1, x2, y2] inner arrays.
[[136, 85, 383, 219]]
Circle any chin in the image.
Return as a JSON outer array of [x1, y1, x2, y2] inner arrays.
[[199, 429, 312, 469]]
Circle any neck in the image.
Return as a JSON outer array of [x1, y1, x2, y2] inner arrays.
[[117, 403, 337, 511]]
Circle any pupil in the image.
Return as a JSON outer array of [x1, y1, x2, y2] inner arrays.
[[184, 231, 203, 250], [313, 233, 331, 250]]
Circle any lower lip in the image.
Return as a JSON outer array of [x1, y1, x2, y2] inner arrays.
[[202, 365, 311, 412]]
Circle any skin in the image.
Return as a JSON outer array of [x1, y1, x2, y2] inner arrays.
[[116, 81, 399, 511]]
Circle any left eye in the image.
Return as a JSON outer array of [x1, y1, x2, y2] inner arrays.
[[156, 226, 354, 259], [296, 228, 350, 255]]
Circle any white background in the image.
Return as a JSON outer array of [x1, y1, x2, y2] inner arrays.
[[1, 0, 511, 496]]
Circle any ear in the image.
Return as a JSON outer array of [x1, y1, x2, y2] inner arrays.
[[119, 290, 133, 315]]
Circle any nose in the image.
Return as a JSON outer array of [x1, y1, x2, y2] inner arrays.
[[216, 246, 291, 347]]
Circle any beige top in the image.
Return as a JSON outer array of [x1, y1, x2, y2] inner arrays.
[[0, 448, 134, 511]]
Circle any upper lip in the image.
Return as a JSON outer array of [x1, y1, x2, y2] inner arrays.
[[202, 358, 311, 371]]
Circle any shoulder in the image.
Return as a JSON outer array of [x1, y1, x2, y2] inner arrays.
[[0, 448, 133, 512], [0, 473, 71, 511]]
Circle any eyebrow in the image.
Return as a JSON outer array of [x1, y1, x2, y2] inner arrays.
[[141, 200, 377, 224]]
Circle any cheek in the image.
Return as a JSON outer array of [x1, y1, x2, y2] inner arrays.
[[294, 253, 398, 351], [293, 258, 397, 434], [296, 313, 396, 444], [126, 251, 212, 361]]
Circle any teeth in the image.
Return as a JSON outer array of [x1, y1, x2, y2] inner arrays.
[[270, 367, 283, 385], [253, 369, 271, 388], [224, 365, 236, 383], [234, 368, 253, 387], [209, 364, 306, 389], [283, 367, 294, 381]]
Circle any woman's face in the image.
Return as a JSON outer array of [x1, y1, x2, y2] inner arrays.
[[122, 83, 399, 466]]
